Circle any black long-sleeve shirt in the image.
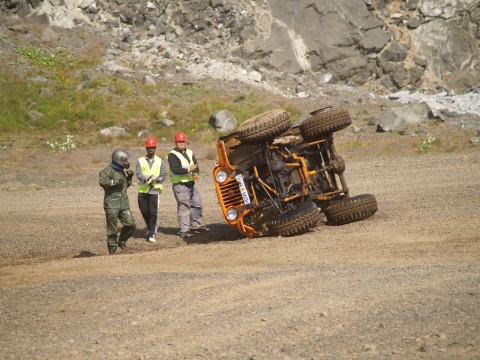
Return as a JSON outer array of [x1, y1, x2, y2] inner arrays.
[[167, 148, 200, 176]]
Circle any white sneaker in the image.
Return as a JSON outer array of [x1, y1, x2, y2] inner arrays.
[[147, 236, 156, 243]]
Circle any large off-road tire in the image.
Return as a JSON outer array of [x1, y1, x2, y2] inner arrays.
[[267, 202, 321, 237], [238, 109, 292, 144], [325, 194, 378, 226], [300, 108, 352, 140]]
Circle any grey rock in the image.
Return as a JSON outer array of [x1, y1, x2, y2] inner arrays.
[[211, 0, 227, 8], [339, 57, 368, 79], [161, 118, 175, 127], [411, 1, 478, 89], [30, 76, 49, 83], [78, 0, 93, 10], [17, 3, 31, 17], [143, 74, 158, 85], [146, 2, 156, 10], [7, 24, 29, 33], [367, 116, 378, 126], [407, 16, 421, 29], [26, 12, 49, 24], [419, 0, 457, 19], [406, 0, 419, 10], [391, 103, 431, 125], [359, 27, 390, 53], [76, 81, 89, 92], [209, 109, 237, 133], [377, 57, 395, 74], [27, 0, 41, 8], [28, 110, 44, 121], [446, 70, 480, 94], [379, 42, 408, 63], [352, 126, 364, 134], [100, 126, 129, 137], [387, 91, 480, 117], [320, 73, 339, 84], [413, 55, 427, 68], [376, 109, 408, 134], [392, 66, 408, 88], [118, 5, 136, 25], [39, 88, 51, 97], [469, 137, 480, 145], [138, 129, 150, 137]]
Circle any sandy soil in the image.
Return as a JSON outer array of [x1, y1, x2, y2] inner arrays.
[[0, 146, 479, 359]]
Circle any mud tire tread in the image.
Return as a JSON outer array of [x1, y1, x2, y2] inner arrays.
[[238, 109, 292, 144], [267, 202, 321, 237], [325, 194, 378, 226], [300, 108, 352, 140]]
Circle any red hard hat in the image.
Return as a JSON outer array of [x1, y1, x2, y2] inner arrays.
[[145, 136, 157, 147], [174, 131, 187, 142]]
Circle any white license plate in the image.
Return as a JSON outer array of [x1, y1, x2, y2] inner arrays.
[[235, 174, 251, 205]]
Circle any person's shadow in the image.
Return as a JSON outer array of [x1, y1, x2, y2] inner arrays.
[[73, 224, 246, 259], [74, 251, 97, 258]]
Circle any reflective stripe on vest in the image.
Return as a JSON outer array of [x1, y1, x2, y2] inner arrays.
[[138, 156, 163, 193], [169, 149, 194, 184]]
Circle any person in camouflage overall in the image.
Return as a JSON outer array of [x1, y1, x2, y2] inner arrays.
[[99, 149, 136, 254]]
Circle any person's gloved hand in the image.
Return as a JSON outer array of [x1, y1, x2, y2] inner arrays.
[[155, 177, 162, 183], [125, 169, 134, 180], [147, 175, 154, 185]]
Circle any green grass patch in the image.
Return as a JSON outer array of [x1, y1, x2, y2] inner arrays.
[[0, 71, 30, 131], [2, 42, 307, 148]]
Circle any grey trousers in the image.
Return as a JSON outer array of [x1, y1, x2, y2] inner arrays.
[[172, 183, 203, 233]]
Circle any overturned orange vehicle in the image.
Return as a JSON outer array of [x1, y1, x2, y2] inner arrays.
[[212, 107, 378, 238]]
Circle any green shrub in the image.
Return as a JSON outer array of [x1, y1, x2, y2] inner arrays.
[[47, 135, 76, 152], [416, 134, 438, 152]]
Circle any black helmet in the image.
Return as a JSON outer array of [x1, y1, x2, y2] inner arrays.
[[111, 149, 131, 169]]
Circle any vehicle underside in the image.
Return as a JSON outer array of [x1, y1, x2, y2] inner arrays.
[[213, 107, 378, 238]]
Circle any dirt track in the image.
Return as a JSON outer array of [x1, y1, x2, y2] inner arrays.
[[0, 148, 479, 359]]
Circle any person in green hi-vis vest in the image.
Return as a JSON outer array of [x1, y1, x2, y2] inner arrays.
[[135, 136, 167, 243], [167, 131, 209, 239]]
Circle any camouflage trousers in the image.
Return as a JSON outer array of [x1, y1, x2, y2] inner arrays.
[[104, 208, 136, 253]]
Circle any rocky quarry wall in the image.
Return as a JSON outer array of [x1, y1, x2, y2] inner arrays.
[[2, 0, 479, 95]]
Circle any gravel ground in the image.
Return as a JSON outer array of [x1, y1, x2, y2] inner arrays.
[[0, 147, 479, 359]]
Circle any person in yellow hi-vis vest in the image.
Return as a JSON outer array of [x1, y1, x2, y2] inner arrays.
[[135, 136, 166, 243], [167, 131, 209, 239]]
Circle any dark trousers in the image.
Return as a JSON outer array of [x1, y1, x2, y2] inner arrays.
[[138, 193, 159, 237]]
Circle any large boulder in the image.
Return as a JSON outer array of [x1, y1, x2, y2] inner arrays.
[[376, 103, 433, 134], [410, 0, 480, 91], [241, 0, 387, 82], [209, 110, 237, 133]]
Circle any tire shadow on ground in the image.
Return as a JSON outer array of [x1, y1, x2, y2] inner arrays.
[[153, 223, 245, 244]]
